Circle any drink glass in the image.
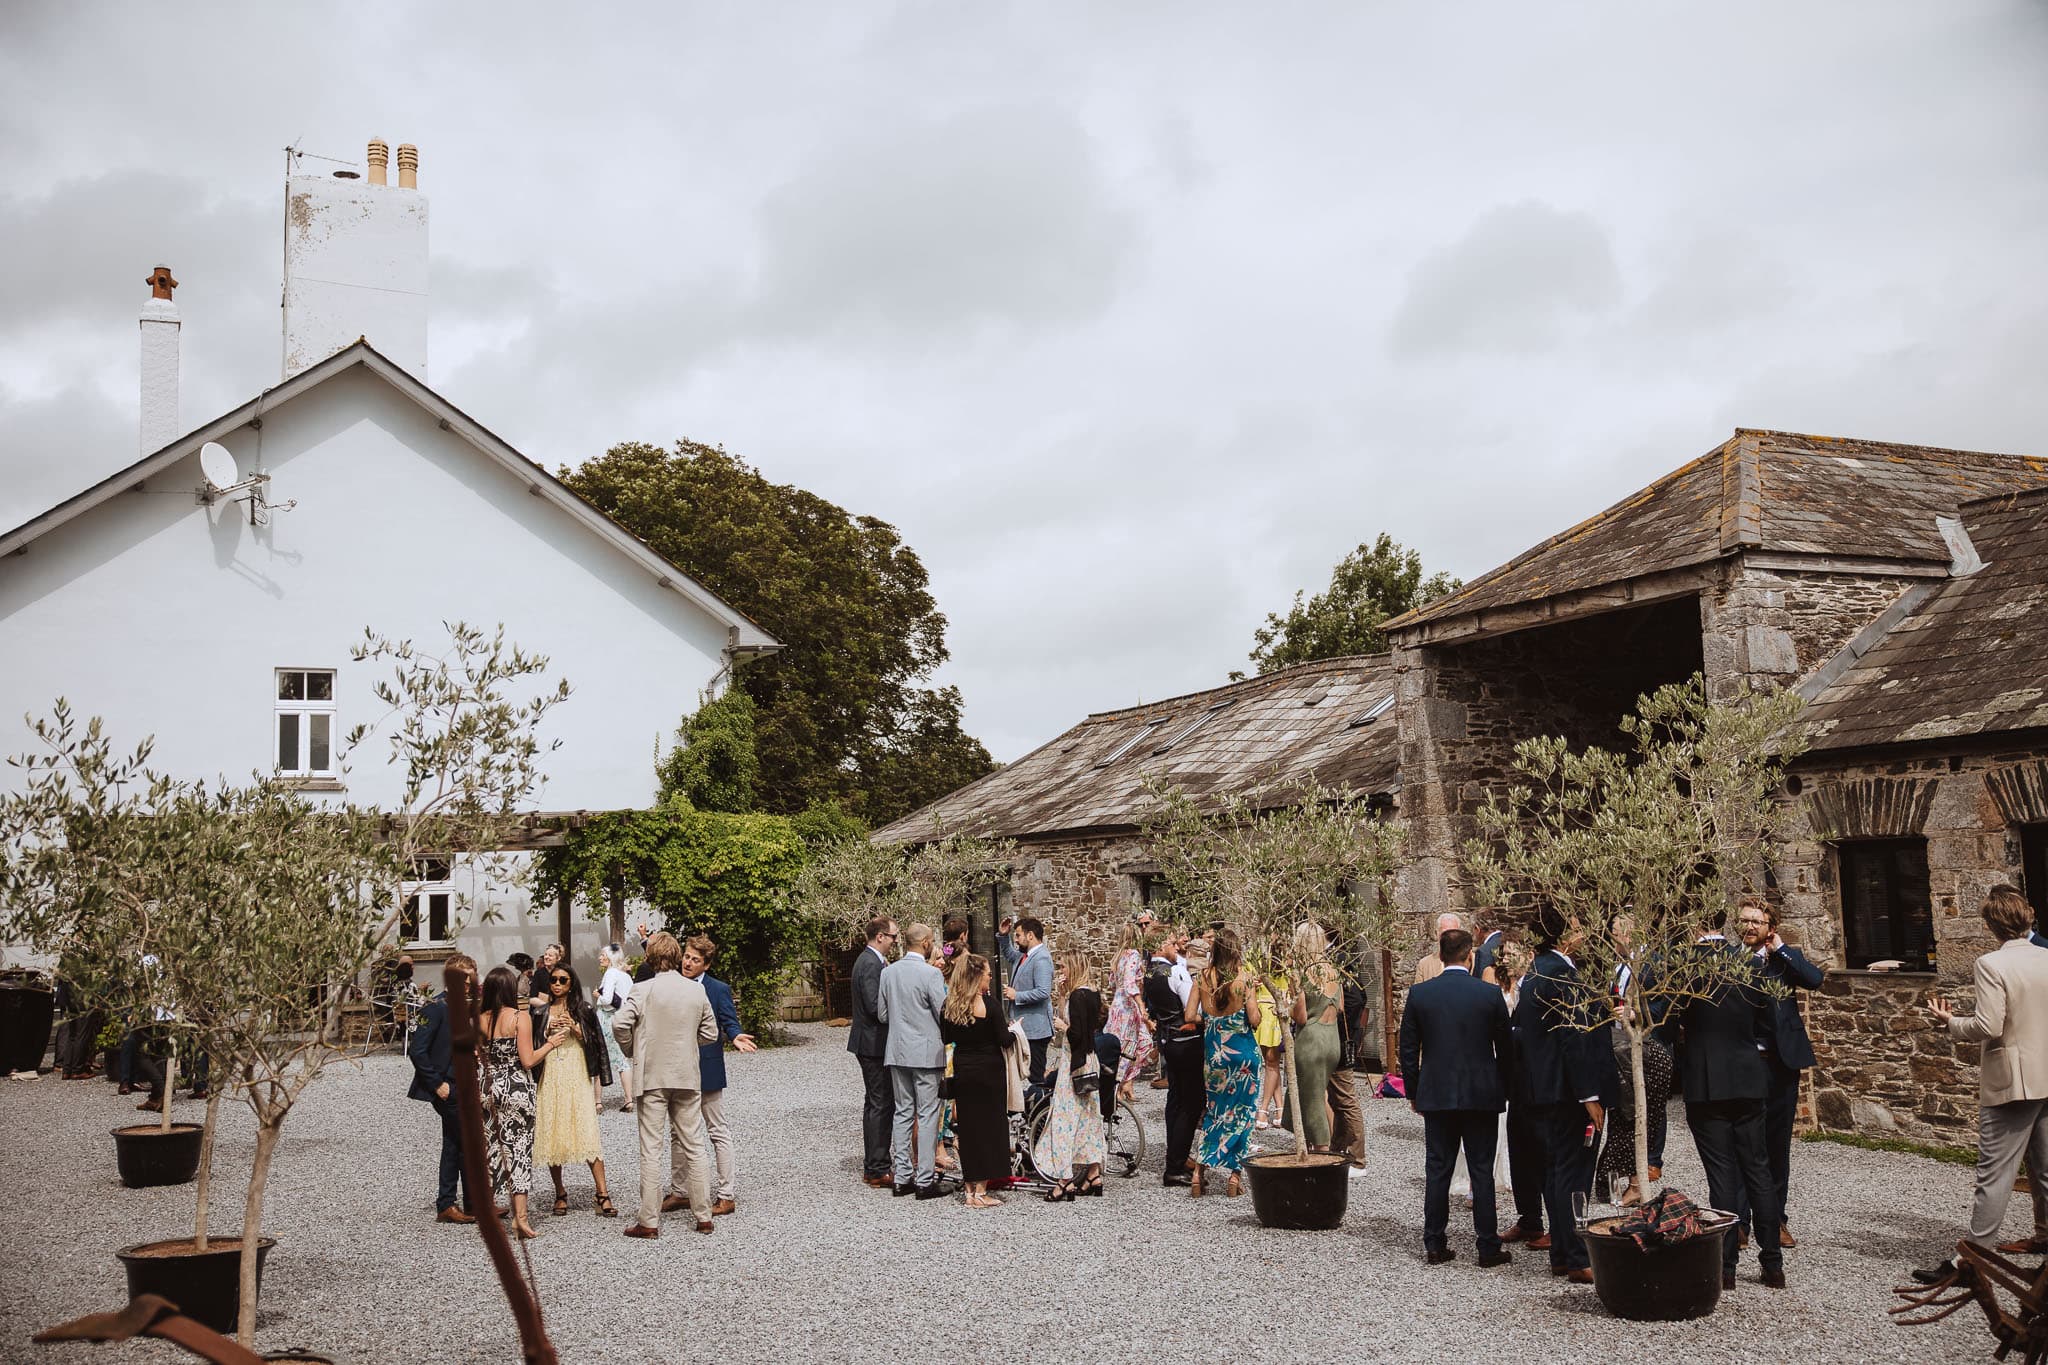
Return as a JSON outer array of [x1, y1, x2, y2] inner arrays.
[[1571, 1190, 1591, 1232]]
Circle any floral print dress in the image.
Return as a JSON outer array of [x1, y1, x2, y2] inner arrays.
[[483, 1034, 536, 1199], [1032, 1034, 1106, 1178], [1107, 948, 1156, 1085], [1196, 1001, 1260, 1172]]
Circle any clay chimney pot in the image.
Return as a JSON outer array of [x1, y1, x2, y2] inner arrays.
[[367, 138, 389, 187], [396, 143, 418, 189]]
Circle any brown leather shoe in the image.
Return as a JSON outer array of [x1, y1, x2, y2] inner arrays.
[[1501, 1225, 1539, 1244], [1737, 1228, 1750, 1249], [862, 1175, 891, 1189], [435, 1207, 476, 1224], [1761, 1268, 1787, 1289], [1647, 1165, 1663, 1182], [709, 1198, 736, 1216], [1527, 1233, 1551, 1252], [694, 1219, 715, 1235], [1563, 1268, 1593, 1284], [1722, 1270, 1736, 1290], [1779, 1225, 1796, 1249], [660, 1194, 690, 1213], [624, 1223, 659, 1239]]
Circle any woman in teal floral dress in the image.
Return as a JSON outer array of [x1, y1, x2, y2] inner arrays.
[[1188, 927, 1264, 1198]]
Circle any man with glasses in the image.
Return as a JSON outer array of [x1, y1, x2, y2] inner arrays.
[[1735, 896, 1822, 1250], [848, 916, 898, 1188]]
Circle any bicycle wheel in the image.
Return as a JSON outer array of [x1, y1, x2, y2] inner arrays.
[[1025, 1105, 1058, 1183], [1108, 1096, 1148, 1176]]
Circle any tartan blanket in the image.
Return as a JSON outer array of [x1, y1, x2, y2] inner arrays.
[[1613, 1189, 1707, 1250]]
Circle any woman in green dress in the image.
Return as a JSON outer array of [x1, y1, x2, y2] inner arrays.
[[1284, 921, 1344, 1151]]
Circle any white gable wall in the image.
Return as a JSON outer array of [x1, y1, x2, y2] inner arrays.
[[0, 368, 735, 974]]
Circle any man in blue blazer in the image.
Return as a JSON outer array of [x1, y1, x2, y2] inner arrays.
[[666, 934, 756, 1218], [846, 915, 897, 1188], [1674, 924, 1785, 1290], [407, 953, 479, 1224], [999, 916, 1055, 1083], [1512, 905, 1612, 1284], [1735, 897, 1822, 1249], [1400, 928, 1515, 1267]]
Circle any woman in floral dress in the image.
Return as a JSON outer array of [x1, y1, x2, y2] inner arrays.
[[479, 964, 558, 1240], [1106, 921, 1156, 1100], [1189, 927, 1264, 1198], [1031, 944, 1107, 1199]]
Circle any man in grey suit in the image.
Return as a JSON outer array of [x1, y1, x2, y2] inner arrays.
[[847, 915, 897, 1188], [1000, 916, 1055, 1083], [612, 931, 720, 1239], [878, 922, 952, 1199]]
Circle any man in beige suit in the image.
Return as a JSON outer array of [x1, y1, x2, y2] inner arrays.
[[613, 932, 719, 1238], [1414, 913, 1467, 984], [1931, 886, 2048, 1258]]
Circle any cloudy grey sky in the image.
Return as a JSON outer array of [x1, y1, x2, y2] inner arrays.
[[4, 2, 2046, 761]]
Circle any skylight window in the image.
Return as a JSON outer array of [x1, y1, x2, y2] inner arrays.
[[1154, 701, 1232, 755], [1347, 694, 1396, 728], [1097, 719, 1168, 767]]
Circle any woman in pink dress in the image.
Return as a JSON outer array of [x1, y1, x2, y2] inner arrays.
[[1106, 920, 1157, 1100]]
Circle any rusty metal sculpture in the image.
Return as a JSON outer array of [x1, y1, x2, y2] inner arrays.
[[1893, 1241, 2048, 1362], [447, 959, 560, 1365], [33, 1294, 266, 1365]]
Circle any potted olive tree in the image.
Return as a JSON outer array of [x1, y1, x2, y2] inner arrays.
[[1144, 774, 1405, 1229], [1463, 676, 1800, 1321]]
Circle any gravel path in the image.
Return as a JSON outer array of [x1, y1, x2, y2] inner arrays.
[[0, 1024, 2010, 1363]]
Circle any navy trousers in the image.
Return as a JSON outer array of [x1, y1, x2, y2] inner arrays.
[[1423, 1110, 1502, 1254], [428, 1094, 470, 1212], [1506, 1102, 1548, 1233], [1159, 1035, 1204, 1175], [1689, 1097, 1783, 1274], [858, 1054, 895, 1178], [1539, 1103, 1598, 1270]]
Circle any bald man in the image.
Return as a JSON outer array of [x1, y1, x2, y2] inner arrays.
[[1414, 914, 1470, 985]]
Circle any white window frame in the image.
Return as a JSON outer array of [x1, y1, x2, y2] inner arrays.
[[274, 668, 337, 778], [400, 857, 456, 949]]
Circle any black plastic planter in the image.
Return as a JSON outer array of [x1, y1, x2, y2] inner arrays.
[[1583, 1211, 1737, 1321], [117, 1235, 275, 1336], [0, 982, 55, 1073], [1244, 1152, 1352, 1229], [111, 1123, 204, 1188]]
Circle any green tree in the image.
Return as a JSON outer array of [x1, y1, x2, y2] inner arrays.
[[1247, 532, 1460, 674], [658, 687, 760, 813], [1463, 677, 1804, 1198], [560, 441, 994, 821]]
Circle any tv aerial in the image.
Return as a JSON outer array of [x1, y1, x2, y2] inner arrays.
[[197, 442, 297, 525]]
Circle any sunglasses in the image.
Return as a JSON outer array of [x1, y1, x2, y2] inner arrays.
[[550, 974, 570, 985]]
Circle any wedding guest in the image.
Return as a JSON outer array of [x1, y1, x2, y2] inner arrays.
[[1285, 921, 1344, 1152], [1414, 913, 1468, 984], [1189, 927, 1263, 1198], [1144, 928, 1201, 1186], [670, 934, 756, 1218], [407, 952, 478, 1223], [940, 952, 1011, 1207], [879, 922, 950, 1198], [527, 944, 565, 1002], [1399, 928, 1513, 1267], [1033, 944, 1107, 1199], [595, 944, 636, 1112], [848, 915, 898, 1189], [531, 964, 618, 1218], [1253, 942, 1286, 1131], [1738, 895, 1823, 1248], [999, 916, 1055, 1083], [479, 964, 554, 1239], [1513, 905, 1610, 1283], [613, 932, 720, 1238], [939, 916, 971, 979], [1107, 919, 1157, 1102]]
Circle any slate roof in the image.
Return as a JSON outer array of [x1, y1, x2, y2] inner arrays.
[[872, 655, 1401, 845], [1389, 430, 2048, 633], [1802, 486, 2048, 753]]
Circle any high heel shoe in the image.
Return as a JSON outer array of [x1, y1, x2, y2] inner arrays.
[[1082, 1180, 1104, 1197], [1042, 1182, 1076, 1203], [1190, 1169, 1205, 1198]]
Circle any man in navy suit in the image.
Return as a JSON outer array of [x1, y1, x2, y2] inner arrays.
[[1735, 896, 1822, 1249], [666, 934, 756, 1218], [1512, 904, 1612, 1284], [407, 952, 479, 1224], [847, 915, 897, 1188], [1674, 921, 1786, 1290], [1400, 928, 1515, 1266]]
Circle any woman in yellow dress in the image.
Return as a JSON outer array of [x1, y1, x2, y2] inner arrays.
[[1253, 939, 1287, 1130], [531, 964, 618, 1218]]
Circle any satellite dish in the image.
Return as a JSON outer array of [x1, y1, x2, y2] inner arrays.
[[199, 442, 239, 492]]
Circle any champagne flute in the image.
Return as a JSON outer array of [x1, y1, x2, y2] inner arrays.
[[1572, 1190, 1592, 1232]]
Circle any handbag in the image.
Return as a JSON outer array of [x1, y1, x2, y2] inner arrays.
[[1072, 1069, 1099, 1098]]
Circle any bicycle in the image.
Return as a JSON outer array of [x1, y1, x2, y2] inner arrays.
[[1009, 1085, 1148, 1183]]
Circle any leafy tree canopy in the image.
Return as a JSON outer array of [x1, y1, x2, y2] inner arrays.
[[657, 686, 760, 814], [560, 441, 994, 823], [1247, 532, 1461, 674]]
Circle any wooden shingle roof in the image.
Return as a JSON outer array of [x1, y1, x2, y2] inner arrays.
[[1389, 430, 2048, 634], [1802, 486, 2048, 753], [872, 655, 1400, 845]]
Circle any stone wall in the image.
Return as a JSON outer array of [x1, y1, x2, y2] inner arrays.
[[1777, 742, 2048, 1141], [1005, 832, 1157, 973], [1700, 563, 1929, 702]]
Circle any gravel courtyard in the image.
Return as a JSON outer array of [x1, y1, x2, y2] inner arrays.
[[0, 1023, 2012, 1364]]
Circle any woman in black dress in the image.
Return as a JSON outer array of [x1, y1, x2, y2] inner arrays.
[[940, 952, 1011, 1208]]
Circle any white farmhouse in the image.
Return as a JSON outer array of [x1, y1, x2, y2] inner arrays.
[[0, 141, 777, 980]]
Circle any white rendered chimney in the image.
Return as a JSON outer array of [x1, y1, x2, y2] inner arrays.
[[139, 264, 180, 454], [281, 138, 429, 381]]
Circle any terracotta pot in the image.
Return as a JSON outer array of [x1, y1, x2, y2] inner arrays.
[[1244, 1152, 1351, 1229], [116, 1235, 276, 1335]]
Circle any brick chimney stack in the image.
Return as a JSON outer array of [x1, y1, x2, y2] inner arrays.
[[139, 265, 179, 454]]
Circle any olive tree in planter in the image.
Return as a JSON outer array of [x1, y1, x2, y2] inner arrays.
[[1462, 676, 1800, 1321], [1143, 773, 1405, 1228], [794, 822, 1018, 953]]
